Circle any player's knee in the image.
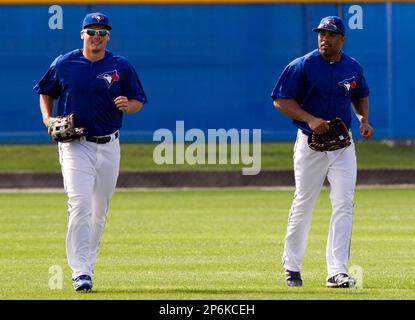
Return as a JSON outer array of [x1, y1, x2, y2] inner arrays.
[[331, 199, 354, 214], [292, 196, 317, 213], [90, 214, 107, 227], [67, 195, 92, 213]]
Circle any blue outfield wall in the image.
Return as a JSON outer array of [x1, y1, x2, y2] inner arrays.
[[0, 3, 413, 143]]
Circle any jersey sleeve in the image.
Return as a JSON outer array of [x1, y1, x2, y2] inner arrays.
[[271, 58, 303, 101], [351, 67, 370, 102], [122, 63, 148, 104], [33, 56, 62, 98]]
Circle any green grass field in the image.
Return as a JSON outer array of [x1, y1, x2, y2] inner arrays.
[[0, 187, 414, 300], [2, 141, 415, 171]]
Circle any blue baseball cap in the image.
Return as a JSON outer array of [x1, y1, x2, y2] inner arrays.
[[313, 16, 345, 36], [82, 12, 112, 30]]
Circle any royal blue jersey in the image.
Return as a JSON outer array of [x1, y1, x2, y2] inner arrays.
[[271, 49, 369, 134], [34, 49, 148, 137]]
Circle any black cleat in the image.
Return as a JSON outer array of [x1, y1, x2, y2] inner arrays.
[[326, 273, 355, 288], [285, 269, 303, 287], [73, 275, 93, 292]]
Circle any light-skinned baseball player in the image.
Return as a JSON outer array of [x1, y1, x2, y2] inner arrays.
[[271, 16, 373, 288], [34, 12, 148, 292]]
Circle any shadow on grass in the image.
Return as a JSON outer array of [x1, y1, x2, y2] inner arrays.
[[91, 287, 369, 296]]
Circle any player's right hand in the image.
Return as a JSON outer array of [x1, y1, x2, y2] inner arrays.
[[44, 117, 56, 128], [360, 122, 374, 140], [308, 117, 330, 134]]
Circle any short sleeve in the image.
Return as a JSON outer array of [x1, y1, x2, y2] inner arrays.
[[351, 69, 370, 102], [271, 59, 303, 101], [122, 63, 148, 104], [33, 56, 62, 98]]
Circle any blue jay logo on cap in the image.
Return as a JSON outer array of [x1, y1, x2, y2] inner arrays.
[[322, 19, 337, 30], [92, 14, 105, 22], [83, 12, 111, 30], [313, 16, 345, 35], [97, 70, 120, 88]]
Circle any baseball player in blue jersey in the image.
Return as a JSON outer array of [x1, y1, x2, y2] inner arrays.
[[34, 12, 147, 292], [271, 16, 373, 288]]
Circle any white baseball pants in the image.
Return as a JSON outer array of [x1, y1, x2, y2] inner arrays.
[[58, 135, 120, 279], [282, 129, 357, 278]]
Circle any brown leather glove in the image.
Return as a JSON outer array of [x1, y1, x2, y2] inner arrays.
[[308, 118, 351, 152], [48, 113, 85, 143]]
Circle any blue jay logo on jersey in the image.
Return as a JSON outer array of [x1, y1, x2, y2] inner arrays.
[[338, 77, 357, 95], [97, 70, 120, 88]]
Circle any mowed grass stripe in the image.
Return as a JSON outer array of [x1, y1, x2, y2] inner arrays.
[[2, 141, 415, 171], [0, 188, 414, 299]]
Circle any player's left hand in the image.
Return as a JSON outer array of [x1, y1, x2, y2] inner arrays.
[[114, 96, 130, 113], [360, 122, 373, 140]]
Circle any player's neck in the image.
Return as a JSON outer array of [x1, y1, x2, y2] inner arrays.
[[321, 51, 342, 63], [82, 48, 106, 62]]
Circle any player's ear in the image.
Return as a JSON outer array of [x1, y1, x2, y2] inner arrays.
[[80, 31, 84, 40]]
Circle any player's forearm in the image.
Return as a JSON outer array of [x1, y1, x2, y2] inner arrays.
[[39, 94, 55, 127], [114, 96, 143, 114], [273, 99, 315, 124], [352, 97, 369, 124], [126, 99, 143, 114]]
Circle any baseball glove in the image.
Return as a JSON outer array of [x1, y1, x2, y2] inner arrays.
[[308, 118, 351, 152], [47, 113, 85, 143]]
